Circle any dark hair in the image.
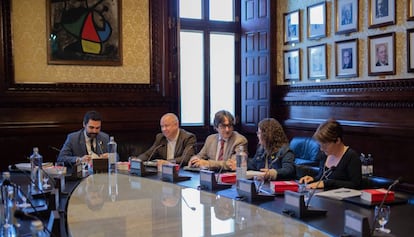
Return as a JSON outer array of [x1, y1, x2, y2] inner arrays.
[[213, 110, 235, 128], [83, 111, 103, 125], [313, 119, 343, 143], [258, 118, 289, 154]]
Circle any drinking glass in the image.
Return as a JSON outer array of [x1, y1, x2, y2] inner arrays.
[[55, 162, 65, 175], [17, 185, 31, 208], [42, 174, 50, 189], [253, 175, 264, 193], [375, 205, 391, 233]]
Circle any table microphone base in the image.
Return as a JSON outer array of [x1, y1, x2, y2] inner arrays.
[[199, 170, 232, 191]]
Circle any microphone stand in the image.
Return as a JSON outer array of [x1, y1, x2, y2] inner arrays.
[[371, 177, 401, 236], [306, 166, 335, 208]]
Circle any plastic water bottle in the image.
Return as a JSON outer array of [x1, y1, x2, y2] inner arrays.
[[236, 146, 247, 180], [30, 220, 46, 237], [1, 172, 17, 237], [107, 136, 117, 173], [367, 154, 374, 176], [30, 147, 43, 192], [360, 153, 367, 176]]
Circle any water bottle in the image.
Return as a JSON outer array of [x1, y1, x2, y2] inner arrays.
[[367, 154, 374, 176], [30, 147, 43, 192], [360, 153, 367, 176], [30, 220, 46, 237], [236, 146, 247, 180], [107, 136, 118, 173], [1, 172, 17, 237]]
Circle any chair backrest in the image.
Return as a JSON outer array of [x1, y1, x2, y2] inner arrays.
[[290, 137, 321, 166]]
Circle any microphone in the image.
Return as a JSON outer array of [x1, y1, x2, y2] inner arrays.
[[178, 144, 196, 168], [371, 176, 402, 235], [97, 140, 104, 155], [147, 144, 165, 163], [306, 166, 336, 208], [48, 146, 61, 153]]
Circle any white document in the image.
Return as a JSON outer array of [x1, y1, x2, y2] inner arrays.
[[315, 187, 361, 200]]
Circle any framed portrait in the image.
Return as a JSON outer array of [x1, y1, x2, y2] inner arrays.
[[307, 44, 327, 80], [284, 49, 301, 81], [369, 0, 395, 28], [408, 0, 414, 20], [335, 39, 358, 78], [407, 29, 414, 72], [335, 0, 358, 34], [46, 0, 122, 66], [284, 10, 300, 44], [307, 2, 326, 39], [368, 33, 395, 76]]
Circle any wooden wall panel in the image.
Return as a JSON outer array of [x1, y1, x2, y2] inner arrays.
[[0, 0, 172, 171]]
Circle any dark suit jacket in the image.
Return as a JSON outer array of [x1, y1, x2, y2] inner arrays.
[[57, 129, 110, 164], [137, 128, 197, 166], [197, 131, 248, 170], [247, 145, 296, 180]]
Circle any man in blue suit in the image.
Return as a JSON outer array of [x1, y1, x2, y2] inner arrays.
[[58, 111, 110, 166]]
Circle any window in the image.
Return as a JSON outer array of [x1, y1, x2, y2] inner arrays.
[[179, 0, 239, 126]]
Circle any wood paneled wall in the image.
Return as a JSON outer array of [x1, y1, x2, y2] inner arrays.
[[0, 0, 173, 170], [272, 79, 414, 191]]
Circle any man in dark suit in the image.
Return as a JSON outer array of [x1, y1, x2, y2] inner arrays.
[[58, 110, 110, 166], [376, 0, 388, 18], [342, 48, 353, 69], [375, 44, 388, 66], [137, 113, 197, 167], [189, 110, 248, 171]]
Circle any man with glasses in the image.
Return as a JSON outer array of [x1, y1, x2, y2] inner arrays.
[[189, 110, 248, 171]]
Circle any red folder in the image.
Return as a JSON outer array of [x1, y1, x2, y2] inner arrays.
[[270, 181, 298, 194], [360, 188, 395, 203], [219, 173, 237, 184]]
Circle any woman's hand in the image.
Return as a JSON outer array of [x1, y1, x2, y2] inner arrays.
[[299, 175, 314, 184], [259, 168, 277, 180]]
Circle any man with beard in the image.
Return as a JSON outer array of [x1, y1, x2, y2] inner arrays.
[[58, 110, 110, 166]]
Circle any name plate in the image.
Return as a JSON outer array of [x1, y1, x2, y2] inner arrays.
[[344, 210, 371, 237], [162, 164, 191, 183], [130, 158, 145, 176], [284, 190, 327, 219]]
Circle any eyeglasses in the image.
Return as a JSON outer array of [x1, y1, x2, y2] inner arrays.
[[218, 123, 233, 129]]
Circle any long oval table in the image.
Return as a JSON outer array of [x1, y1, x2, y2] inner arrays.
[[67, 173, 330, 237]]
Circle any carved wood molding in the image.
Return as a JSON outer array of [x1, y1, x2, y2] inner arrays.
[[275, 79, 414, 108]]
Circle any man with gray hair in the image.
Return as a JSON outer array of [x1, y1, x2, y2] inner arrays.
[[137, 113, 197, 167]]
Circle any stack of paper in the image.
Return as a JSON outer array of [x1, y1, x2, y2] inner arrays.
[[315, 188, 362, 200]]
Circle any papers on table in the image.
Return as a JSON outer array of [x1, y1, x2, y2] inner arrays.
[[315, 188, 362, 200], [246, 170, 265, 179], [15, 162, 53, 171]]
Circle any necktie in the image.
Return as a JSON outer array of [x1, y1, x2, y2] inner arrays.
[[90, 139, 96, 153], [218, 139, 225, 161]]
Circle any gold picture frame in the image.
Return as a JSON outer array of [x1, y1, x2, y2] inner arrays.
[[307, 2, 326, 40], [368, 0, 395, 28], [46, 0, 123, 66], [284, 10, 300, 45], [307, 44, 327, 80], [335, 39, 358, 78], [284, 49, 301, 81], [335, 0, 358, 35], [368, 33, 395, 76]]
